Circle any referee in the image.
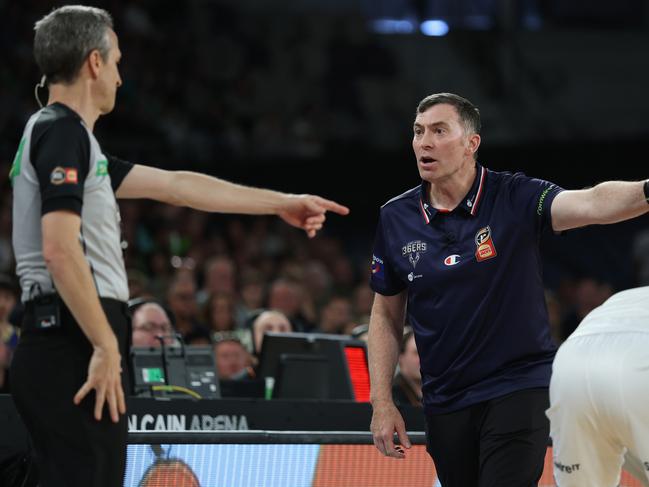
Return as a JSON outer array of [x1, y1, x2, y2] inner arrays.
[[9, 6, 348, 486], [367, 93, 649, 486]]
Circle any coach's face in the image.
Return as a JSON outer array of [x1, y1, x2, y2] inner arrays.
[[95, 29, 122, 115], [412, 104, 479, 184]]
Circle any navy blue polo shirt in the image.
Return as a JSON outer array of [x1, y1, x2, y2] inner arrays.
[[370, 163, 564, 414]]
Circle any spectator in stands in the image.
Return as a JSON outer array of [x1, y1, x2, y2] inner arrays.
[[166, 274, 206, 340], [184, 328, 212, 346], [318, 295, 354, 335], [392, 330, 422, 407], [214, 336, 253, 380], [559, 277, 612, 340], [251, 310, 292, 355], [203, 292, 238, 334], [131, 302, 175, 348], [0, 275, 19, 358], [0, 340, 9, 394], [267, 278, 314, 331], [352, 283, 374, 324], [197, 256, 237, 306], [237, 268, 266, 325], [544, 290, 563, 346], [0, 275, 19, 393], [302, 260, 333, 305]]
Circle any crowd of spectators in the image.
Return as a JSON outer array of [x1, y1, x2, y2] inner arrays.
[[0, 0, 645, 403], [0, 0, 403, 171], [0, 184, 630, 403]]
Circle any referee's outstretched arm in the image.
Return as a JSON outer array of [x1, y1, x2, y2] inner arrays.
[[115, 164, 349, 238]]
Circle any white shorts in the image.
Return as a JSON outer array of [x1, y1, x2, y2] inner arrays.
[[547, 332, 649, 487]]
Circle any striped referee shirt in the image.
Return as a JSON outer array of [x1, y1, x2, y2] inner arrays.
[[10, 102, 132, 303]]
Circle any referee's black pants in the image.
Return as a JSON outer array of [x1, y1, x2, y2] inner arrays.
[[425, 388, 550, 487], [10, 297, 130, 487]]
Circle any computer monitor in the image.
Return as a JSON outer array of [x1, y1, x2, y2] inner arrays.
[[257, 332, 370, 401]]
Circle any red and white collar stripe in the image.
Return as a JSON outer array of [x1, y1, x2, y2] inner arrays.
[[419, 197, 430, 224], [470, 166, 486, 216]]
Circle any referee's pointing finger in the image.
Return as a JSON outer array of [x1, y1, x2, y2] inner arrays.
[[314, 197, 350, 216]]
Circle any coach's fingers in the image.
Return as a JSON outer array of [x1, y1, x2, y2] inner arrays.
[[395, 420, 412, 450]]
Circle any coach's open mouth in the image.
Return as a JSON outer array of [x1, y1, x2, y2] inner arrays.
[[420, 156, 437, 164]]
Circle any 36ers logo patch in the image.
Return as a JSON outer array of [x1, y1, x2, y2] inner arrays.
[[474, 226, 497, 262]]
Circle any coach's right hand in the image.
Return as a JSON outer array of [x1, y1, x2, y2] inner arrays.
[[73, 338, 126, 423], [371, 400, 411, 459]]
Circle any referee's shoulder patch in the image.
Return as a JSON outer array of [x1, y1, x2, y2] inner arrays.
[[50, 166, 78, 185]]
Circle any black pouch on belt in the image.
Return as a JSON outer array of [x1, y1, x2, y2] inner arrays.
[[31, 293, 61, 330]]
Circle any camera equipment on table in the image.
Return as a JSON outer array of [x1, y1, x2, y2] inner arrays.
[[130, 335, 220, 399]]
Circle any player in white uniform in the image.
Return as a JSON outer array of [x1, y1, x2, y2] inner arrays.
[[547, 286, 649, 487]]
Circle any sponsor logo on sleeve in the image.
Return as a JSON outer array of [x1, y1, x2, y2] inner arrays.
[[96, 158, 108, 176], [371, 255, 385, 279], [554, 461, 580, 474], [536, 186, 553, 216], [50, 166, 78, 185], [474, 226, 497, 262]]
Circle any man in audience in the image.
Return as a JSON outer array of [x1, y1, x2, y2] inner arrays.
[[166, 274, 207, 340], [252, 310, 292, 355], [214, 337, 252, 380], [131, 302, 175, 348], [318, 295, 354, 335], [267, 279, 313, 331]]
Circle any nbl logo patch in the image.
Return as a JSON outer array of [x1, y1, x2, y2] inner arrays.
[[474, 226, 497, 262], [50, 166, 78, 185]]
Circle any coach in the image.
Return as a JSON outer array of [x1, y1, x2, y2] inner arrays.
[[368, 92, 649, 486]]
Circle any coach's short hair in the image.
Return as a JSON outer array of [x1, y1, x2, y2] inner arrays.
[[416, 92, 481, 136], [34, 5, 113, 85]]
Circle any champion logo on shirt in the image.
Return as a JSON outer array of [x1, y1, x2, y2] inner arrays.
[[444, 254, 461, 266]]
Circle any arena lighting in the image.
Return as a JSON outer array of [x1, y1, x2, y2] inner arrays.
[[420, 20, 450, 37], [371, 18, 416, 34]]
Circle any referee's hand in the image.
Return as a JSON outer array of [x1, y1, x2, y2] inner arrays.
[[370, 400, 411, 459], [277, 194, 350, 238], [73, 340, 126, 423]]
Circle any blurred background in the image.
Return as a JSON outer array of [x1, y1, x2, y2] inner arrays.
[[1, 0, 649, 348]]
